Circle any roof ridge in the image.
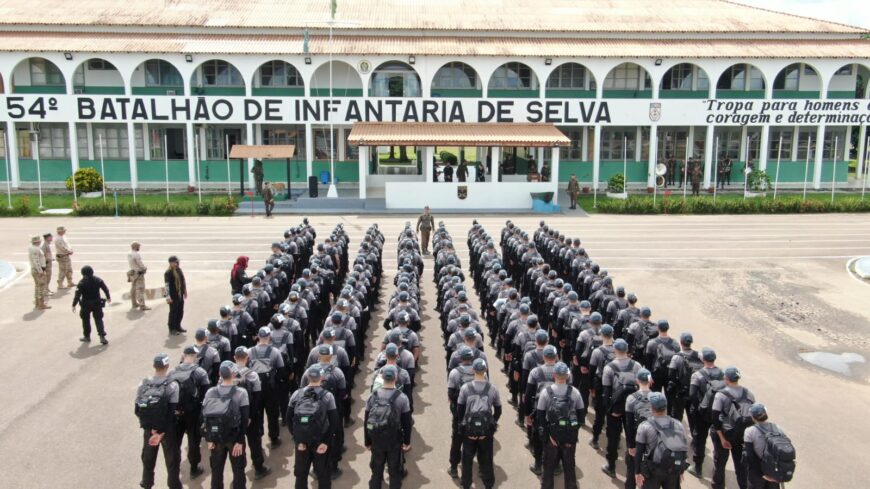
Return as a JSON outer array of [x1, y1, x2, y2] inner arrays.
[[717, 0, 868, 33]]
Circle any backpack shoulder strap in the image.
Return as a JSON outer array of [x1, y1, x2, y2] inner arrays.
[[388, 389, 402, 404]]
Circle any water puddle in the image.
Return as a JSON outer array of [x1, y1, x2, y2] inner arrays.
[[799, 351, 866, 376]]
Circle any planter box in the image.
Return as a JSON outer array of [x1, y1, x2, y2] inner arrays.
[[744, 191, 767, 199], [606, 192, 628, 200], [80, 191, 103, 199]]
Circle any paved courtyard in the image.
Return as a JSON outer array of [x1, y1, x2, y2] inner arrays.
[[0, 213, 868, 489]]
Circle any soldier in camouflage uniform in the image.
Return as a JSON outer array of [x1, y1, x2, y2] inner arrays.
[[40, 232, 55, 296], [416, 206, 435, 255], [29, 235, 50, 309], [54, 226, 75, 288]]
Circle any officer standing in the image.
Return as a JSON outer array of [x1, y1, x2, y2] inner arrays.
[[364, 365, 412, 489], [54, 226, 74, 289], [202, 361, 250, 489], [164, 256, 188, 335], [128, 242, 150, 311], [29, 235, 50, 310], [72, 265, 111, 345], [566, 175, 580, 210], [168, 346, 210, 479], [135, 353, 182, 489], [263, 180, 276, 218], [415, 206, 434, 255], [457, 359, 501, 489], [40, 232, 55, 297], [634, 392, 690, 489], [287, 366, 340, 489], [252, 159, 265, 195], [535, 362, 584, 489]]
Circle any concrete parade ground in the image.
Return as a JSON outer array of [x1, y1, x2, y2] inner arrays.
[[0, 213, 868, 489]]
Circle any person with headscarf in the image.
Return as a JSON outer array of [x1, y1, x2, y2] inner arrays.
[[72, 265, 111, 344], [230, 256, 251, 295]]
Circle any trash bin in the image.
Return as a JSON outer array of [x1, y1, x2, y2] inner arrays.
[[308, 176, 318, 198], [320, 171, 330, 185]]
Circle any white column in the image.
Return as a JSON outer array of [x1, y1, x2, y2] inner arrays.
[[635, 126, 642, 162], [593, 125, 602, 190], [791, 125, 800, 162], [127, 122, 138, 190], [813, 125, 825, 189], [143, 123, 151, 161], [86, 123, 95, 160], [246, 122, 255, 190], [185, 121, 196, 187], [424, 146, 435, 183], [648, 125, 657, 188], [305, 123, 314, 181], [536, 147, 545, 172], [198, 126, 207, 161], [759, 125, 770, 172], [703, 124, 714, 188], [338, 127, 346, 161], [68, 122, 80, 174], [490, 146, 500, 183], [550, 146, 560, 194], [857, 125, 867, 179], [358, 146, 368, 199], [582, 127, 589, 161], [6, 121, 20, 188], [740, 125, 749, 163]]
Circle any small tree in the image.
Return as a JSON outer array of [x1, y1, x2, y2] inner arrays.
[[747, 169, 771, 192], [607, 173, 625, 193], [65, 167, 104, 194]]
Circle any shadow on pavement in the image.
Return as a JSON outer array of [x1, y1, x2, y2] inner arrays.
[[68, 341, 108, 360]]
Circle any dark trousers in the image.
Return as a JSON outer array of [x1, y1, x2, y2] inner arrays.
[[265, 199, 275, 217], [140, 429, 182, 489], [246, 418, 266, 470], [209, 442, 247, 489], [605, 414, 623, 466], [591, 393, 606, 440], [80, 305, 106, 338], [747, 468, 781, 489], [625, 451, 638, 489], [669, 396, 687, 423], [369, 443, 403, 489], [260, 386, 280, 441], [449, 425, 463, 467], [691, 417, 710, 468], [294, 443, 331, 489], [175, 409, 202, 468], [541, 440, 577, 489], [642, 473, 681, 489], [712, 433, 747, 489], [168, 298, 185, 332], [461, 436, 494, 489]]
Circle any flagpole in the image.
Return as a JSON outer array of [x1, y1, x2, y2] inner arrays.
[[622, 135, 627, 195], [683, 136, 689, 201], [713, 136, 719, 202], [743, 135, 749, 201], [164, 133, 170, 204], [3, 129, 11, 209], [195, 132, 202, 204], [225, 134, 232, 196], [862, 135, 869, 201], [803, 134, 811, 201], [831, 136, 838, 204], [99, 133, 106, 203], [35, 132, 44, 209], [773, 135, 782, 200]]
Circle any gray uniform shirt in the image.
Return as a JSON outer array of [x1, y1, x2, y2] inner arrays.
[[139, 374, 180, 404], [590, 344, 616, 377], [602, 358, 642, 387], [236, 366, 262, 393], [207, 333, 232, 355], [376, 349, 416, 370], [744, 422, 783, 459], [249, 343, 285, 369], [367, 387, 411, 414], [306, 345, 351, 368], [290, 385, 337, 411], [204, 384, 250, 408], [636, 415, 686, 449], [301, 362, 347, 391], [458, 380, 502, 409], [712, 385, 756, 425], [447, 349, 488, 371], [536, 383, 585, 411]]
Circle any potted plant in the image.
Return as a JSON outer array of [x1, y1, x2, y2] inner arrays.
[[606, 173, 628, 199], [65, 167, 104, 198], [745, 169, 771, 198]]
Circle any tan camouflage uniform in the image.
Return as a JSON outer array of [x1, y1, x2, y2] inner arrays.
[[55, 227, 74, 288], [128, 244, 149, 310], [29, 237, 48, 308], [40, 237, 54, 296]]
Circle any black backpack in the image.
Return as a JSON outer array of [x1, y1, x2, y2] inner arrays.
[[291, 388, 329, 444], [652, 339, 678, 377], [366, 390, 402, 444], [699, 369, 726, 421], [135, 378, 172, 432], [545, 386, 580, 444], [646, 418, 689, 476], [608, 360, 639, 414], [632, 321, 658, 358], [201, 387, 241, 443], [169, 366, 200, 413], [249, 345, 276, 387], [677, 351, 703, 396], [758, 423, 796, 483], [630, 391, 653, 425], [722, 389, 755, 440], [462, 383, 496, 437]]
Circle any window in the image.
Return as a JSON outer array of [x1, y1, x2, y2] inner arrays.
[[796, 129, 817, 160], [17, 128, 32, 158], [432, 62, 479, 89], [0, 130, 6, 158], [29, 58, 64, 86], [823, 128, 846, 160], [557, 127, 583, 160], [36, 123, 70, 159], [145, 60, 183, 87], [600, 127, 637, 160], [714, 128, 741, 160], [663, 64, 694, 91], [205, 127, 244, 159], [835, 65, 853, 76], [370, 63, 421, 97], [768, 128, 794, 160], [93, 124, 130, 159], [774, 64, 800, 91], [259, 61, 303, 87], [719, 64, 764, 91], [76, 123, 89, 157], [604, 63, 649, 90], [262, 126, 306, 157], [197, 60, 243, 87], [658, 129, 689, 160], [149, 127, 186, 160], [313, 128, 338, 160], [345, 138, 359, 160], [489, 63, 536, 90], [88, 59, 116, 71], [547, 64, 593, 90]]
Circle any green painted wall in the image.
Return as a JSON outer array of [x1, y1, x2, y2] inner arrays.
[[13, 85, 66, 94], [819, 160, 849, 182], [252, 87, 305, 96], [659, 91, 708, 99], [76, 86, 125, 95], [310, 88, 363, 97], [557, 161, 647, 183], [79, 159, 131, 181], [431, 88, 483, 98], [191, 87, 245, 96], [545, 89, 595, 99], [312, 161, 360, 183], [559, 161, 592, 182], [18, 159, 72, 181], [773, 90, 820, 99], [603, 89, 652, 99], [199, 160, 250, 183], [0, 158, 8, 180], [716, 90, 765, 99], [827, 91, 859, 99], [487, 89, 540, 98], [131, 86, 185, 96], [137, 160, 189, 182]]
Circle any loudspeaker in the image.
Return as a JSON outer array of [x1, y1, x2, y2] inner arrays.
[[308, 176, 318, 198]]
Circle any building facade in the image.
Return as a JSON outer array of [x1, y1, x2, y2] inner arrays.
[[0, 0, 868, 208]]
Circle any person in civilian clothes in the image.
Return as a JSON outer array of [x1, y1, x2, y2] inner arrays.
[[164, 255, 188, 335]]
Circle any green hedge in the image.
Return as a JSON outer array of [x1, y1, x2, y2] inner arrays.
[[0, 196, 32, 217], [596, 196, 870, 214], [74, 196, 239, 217]]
